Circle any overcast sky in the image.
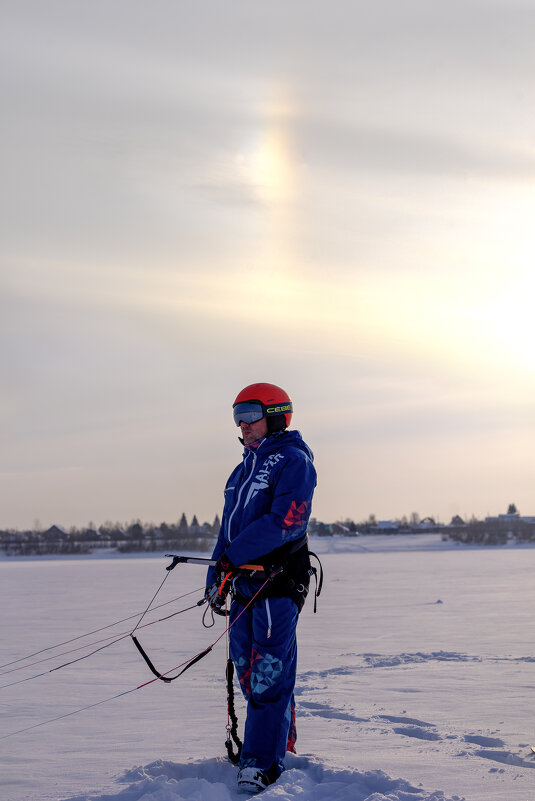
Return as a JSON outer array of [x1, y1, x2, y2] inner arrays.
[[2, 0, 534, 530]]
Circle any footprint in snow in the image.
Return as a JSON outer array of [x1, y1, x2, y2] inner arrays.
[[299, 699, 367, 722], [377, 714, 442, 741], [463, 734, 505, 748], [393, 726, 442, 741]]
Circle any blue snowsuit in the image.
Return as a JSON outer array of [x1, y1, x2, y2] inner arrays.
[[207, 430, 316, 778]]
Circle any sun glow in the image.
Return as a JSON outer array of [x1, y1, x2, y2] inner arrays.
[[236, 85, 299, 210], [233, 90, 303, 280], [246, 126, 296, 206], [478, 275, 535, 371]]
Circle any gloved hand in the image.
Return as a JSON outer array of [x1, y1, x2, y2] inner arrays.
[[205, 582, 227, 616], [215, 552, 237, 580], [204, 553, 237, 617]]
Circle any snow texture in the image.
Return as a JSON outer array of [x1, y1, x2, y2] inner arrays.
[[60, 755, 461, 801], [2, 534, 535, 801]]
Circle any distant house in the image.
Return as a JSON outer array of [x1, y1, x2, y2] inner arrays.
[[416, 517, 440, 531], [375, 521, 399, 533], [43, 524, 69, 541], [330, 522, 355, 536], [485, 513, 520, 523]]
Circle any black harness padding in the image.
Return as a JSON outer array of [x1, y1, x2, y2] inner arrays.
[[225, 657, 242, 763], [232, 534, 324, 613], [131, 634, 212, 682]]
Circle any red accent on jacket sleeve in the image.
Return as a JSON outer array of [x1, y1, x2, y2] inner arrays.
[[282, 500, 309, 530]]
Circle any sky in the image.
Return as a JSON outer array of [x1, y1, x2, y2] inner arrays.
[[1, 0, 534, 531]]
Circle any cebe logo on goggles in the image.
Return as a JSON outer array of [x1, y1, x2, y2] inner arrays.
[[233, 401, 293, 427]]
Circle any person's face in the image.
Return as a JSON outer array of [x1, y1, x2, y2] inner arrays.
[[240, 416, 268, 445]]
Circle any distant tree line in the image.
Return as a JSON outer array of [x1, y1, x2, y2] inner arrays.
[[315, 503, 535, 546], [309, 512, 445, 536], [440, 505, 535, 546], [2, 504, 534, 556], [0, 513, 221, 557]]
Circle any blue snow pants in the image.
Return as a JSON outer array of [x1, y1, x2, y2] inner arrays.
[[229, 595, 299, 777]]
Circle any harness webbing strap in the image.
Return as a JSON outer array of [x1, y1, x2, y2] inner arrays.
[[308, 550, 324, 613], [225, 657, 242, 763], [130, 635, 212, 683]]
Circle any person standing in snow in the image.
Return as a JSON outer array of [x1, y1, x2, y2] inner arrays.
[[205, 382, 317, 794]]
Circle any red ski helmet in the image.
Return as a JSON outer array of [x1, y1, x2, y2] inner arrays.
[[233, 382, 293, 432]]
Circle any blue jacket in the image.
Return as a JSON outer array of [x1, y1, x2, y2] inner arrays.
[[207, 430, 316, 591]]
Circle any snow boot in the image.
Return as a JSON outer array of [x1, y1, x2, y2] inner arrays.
[[237, 766, 273, 794]]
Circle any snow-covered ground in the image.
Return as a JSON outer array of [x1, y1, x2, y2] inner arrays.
[[2, 535, 535, 801]]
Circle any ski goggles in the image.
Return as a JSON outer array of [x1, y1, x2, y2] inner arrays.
[[233, 400, 293, 427], [233, 402, 265, 427]]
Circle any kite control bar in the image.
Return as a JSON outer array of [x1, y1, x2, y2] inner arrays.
[[164, 554, 265, 572]]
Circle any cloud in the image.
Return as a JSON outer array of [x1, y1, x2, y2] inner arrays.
[[295, 118, 535, 180], [1, 0, 534, 527]]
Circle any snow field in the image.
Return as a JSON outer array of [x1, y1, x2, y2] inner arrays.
[[1, 537, 535, 800]]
